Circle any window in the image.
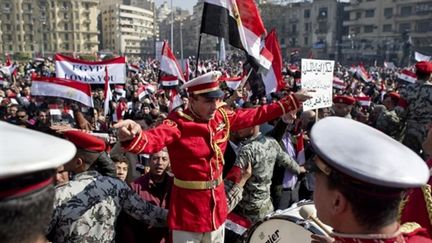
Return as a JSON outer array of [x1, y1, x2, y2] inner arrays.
[[383, 24, 392, 32], [384, 8, 393, 17], [292, 24, 297, 33], [304, 37, 308, 45], [304, 9, 310, 18], [364, 25, 374, 33], [304, 23, 310, 31], [64, 33, 69, 40], [365, 9, 374, 17], [399, 23, 411, 32], [416, 21, 431, 33], [318, 8, 328, 18], [356, 12, 361, 19], [400, 6, 412, 17]]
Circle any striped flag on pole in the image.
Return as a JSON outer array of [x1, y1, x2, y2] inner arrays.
[[160, 41, 185, 82], [261, 29, 284, 95], [200, 0, 268, 67]]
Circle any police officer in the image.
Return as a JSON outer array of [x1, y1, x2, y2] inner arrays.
[[0, 121, 76, 243], [309, 117, 432, 243]]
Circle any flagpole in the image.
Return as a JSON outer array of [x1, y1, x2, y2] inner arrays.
[[195, 34, 202, 77], [170, 0, 174, 49]]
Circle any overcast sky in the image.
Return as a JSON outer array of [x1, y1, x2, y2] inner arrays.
[[155, 0, 197, 13]]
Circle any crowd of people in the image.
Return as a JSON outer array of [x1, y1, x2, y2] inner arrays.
[[1, 54, 432, 243]]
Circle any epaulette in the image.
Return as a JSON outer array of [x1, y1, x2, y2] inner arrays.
[[400, 222, 422, 234], [217, 102, 235, 116], [422, 184, 432, 227], [176, 110, 194, 121]]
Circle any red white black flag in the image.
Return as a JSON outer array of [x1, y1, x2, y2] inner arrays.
[[200, 0, 268, 67]]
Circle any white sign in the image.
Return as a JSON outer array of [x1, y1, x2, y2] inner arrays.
[[301, 59, 335, 111], [55, 54, 126, 84]]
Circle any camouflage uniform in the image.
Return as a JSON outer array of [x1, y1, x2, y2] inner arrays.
[[233, 133, 301, 223], [47, 171, 167, 243], [399, 82, 432, 154], [375, 107, 404, 141]]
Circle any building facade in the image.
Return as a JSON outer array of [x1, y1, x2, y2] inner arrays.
[[0, 0, 99, 57], [342, 0, 432, 66], [259, 0, 345, 61], [101, 3, 157, 58]]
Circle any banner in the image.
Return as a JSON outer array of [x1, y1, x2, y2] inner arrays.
[[55, 54, 126, 84], [31, 77, 94, 107], [301, 59, 335, 111]]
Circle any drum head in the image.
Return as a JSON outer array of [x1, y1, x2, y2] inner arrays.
[[246, 216, 322, 243]]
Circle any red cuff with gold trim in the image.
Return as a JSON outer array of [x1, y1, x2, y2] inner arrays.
[[278, 95, 300, 114], [121, 131, 148, 154]]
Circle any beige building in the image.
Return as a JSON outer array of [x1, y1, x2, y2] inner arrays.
[[0, 0, 99, 57], [342, 0, 432, 65], [101, 3, 157, 58]]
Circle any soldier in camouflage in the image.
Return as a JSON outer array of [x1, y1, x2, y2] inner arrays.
[[46, 131, 167, 243], [47, 170, 168, 243], [375, 92, 405, 141], [232, 123, 305, 223], [399, 61, 432, 155]]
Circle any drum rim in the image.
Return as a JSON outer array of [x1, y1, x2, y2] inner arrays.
[[243, 215, 325, 242]]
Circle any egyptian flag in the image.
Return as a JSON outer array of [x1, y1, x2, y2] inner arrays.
[[261, 30, 284, 95], [160, 75, 179, 89], [355, 96, 372, 107], [296, 132, 305, 165], [31, 77, 93, 107], [397, 69, 417, 83], [220, 75, 243, 90], [128, 64, 140, 74], [333, 76, 346, 90], [113, 99, 127, 122], [200, 0, 267, 66], [168, 89, 183, 112], [114, 84, 126, 99], [160, 41, 185, 82], [356, 64, 372, 82]]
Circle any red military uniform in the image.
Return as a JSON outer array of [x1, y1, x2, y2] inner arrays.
[[122, 97, 299, 232], [401, 159, 432, 236]]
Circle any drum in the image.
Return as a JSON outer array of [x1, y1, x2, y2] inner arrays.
[[243, 201, 331, 243]]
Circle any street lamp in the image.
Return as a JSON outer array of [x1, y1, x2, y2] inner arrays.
[[348, 33, 355, 49], [41, 20, 46, 57]]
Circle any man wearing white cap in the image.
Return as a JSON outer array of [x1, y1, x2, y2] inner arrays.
[[0, 121, 76, 243], [309, 117, 432, 243], [114, 71, 312, 242]]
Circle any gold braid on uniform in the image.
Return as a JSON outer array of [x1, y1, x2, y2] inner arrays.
[[216, 107, 230, 144], [400, 222, 422, 234], [398, 194, 409, 223], [211, 108, 231, 169], [422, 184, 432, 227]]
